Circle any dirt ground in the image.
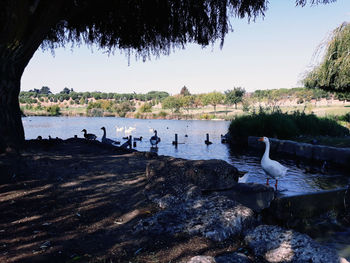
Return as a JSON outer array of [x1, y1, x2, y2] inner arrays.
[[0, 139, 246, 263]]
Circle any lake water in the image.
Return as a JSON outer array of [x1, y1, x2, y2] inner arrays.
[[22, 116, 350, 196], [22, 116, 350, 259]]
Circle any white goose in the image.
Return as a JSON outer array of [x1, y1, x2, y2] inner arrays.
[[125, 126, 136, 134], [258, 137, 287, 190], [101, 127, 120, 145], [116, 126, 124, 133]]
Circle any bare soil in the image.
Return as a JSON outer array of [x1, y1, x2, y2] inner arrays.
[[0, 139, 245, 263]]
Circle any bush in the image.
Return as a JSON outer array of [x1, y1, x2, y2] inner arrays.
[[199, 113, 215, 120], [338, 112, 350, 122], [158, 111, 168, 118], [139, 102, 152, 113], [229, 110, 349, 141], [46, 105, 61, 116]]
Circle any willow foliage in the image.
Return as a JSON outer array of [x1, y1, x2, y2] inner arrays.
[[304, 22, 350, 93], [0, 0, 335, 62]]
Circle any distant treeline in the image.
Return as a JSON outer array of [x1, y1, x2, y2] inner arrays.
[[19, 86, 349, 118], [19, 86, 170, 104]]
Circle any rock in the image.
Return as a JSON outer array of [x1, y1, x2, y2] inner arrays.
[[245, 225, 341, 263], [295, 142, 313, 159], [219, 183, 275, 212], [185, 253, 253, 263], [186, 256, 216, 263], [215, 252, 252, 263], [262, 187, 350, 231], [135, 195, 257, 242], [145, 157, 240, 206]]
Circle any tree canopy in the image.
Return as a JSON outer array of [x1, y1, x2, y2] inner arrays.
[[303, 22, 350, 94], [225, 87, 246, 109]]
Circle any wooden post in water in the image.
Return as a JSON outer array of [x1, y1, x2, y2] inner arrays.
[[172, 133, 178, 147], [129, 135, 132, 149], [205, 133, 212, 145]]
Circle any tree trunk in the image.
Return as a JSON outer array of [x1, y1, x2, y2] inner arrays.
[[0, 65, 24, 152], [0, 1, 65, 152]]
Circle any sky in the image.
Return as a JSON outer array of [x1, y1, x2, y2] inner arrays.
[[21, 0, 350, 95]]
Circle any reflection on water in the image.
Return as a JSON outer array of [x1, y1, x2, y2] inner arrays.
[[22, 116, 350, 259], [23, 116, 349, 196]]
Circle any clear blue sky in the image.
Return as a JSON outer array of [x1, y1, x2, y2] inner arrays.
[[21, 0, 350, 95]]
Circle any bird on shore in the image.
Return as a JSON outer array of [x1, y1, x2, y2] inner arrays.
[[101, 127, 120, 145], [150, 130, 161, 147], [81, 129, 97, 140], [258, 137, 287, 190]]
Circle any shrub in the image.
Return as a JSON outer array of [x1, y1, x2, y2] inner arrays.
[[139, 102, 152, 113], [338, 112, 350, 122], [229, 110, 349, 141], [158, 111, 168, 118], [46, 105, 61, 116]]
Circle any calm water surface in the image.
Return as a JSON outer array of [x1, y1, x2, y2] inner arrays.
[[22, 116, 350, 259]]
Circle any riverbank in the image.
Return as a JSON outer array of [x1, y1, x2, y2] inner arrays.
[[0, 139, 246, 262], [1, 139, 349, 262]]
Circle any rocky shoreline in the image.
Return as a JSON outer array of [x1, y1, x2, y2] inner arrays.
[[0, 139, 349, 262]]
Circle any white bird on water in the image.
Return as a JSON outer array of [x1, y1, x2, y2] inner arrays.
[[258, 137, 287, 190], [125, 126, 136, 134], [115, 126, 124, 133]]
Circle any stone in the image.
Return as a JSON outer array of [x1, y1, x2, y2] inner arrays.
[[245, 225, 341, 263], [219, 183, 275, 212], [185, 256, 216, 263], [145, 157, 240, 206], [262, 187, 350, 230], [276, 140, 296, 156], [295, 142, 313, 159], [135, 195, 257, 242], [215, 252, 252, 263]]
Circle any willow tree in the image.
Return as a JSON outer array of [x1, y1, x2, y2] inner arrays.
[[0, 0, 335, 151], [304, 22, 350, 94]]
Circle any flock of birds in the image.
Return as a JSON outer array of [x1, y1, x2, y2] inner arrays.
[[81, 126, 161, 148], [39, 126, 288, 191], [81, 127, 287, 190]]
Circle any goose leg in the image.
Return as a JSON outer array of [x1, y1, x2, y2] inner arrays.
[[275, 179, 278, 191], [266, 178, 269, 186]]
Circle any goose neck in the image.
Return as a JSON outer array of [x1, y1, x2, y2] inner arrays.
[[263, 140, 270, 160]]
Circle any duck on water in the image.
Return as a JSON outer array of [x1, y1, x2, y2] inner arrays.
[[150, 130, 161, 147]]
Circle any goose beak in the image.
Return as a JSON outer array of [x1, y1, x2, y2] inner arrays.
[[258, 137, 264, 141]]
